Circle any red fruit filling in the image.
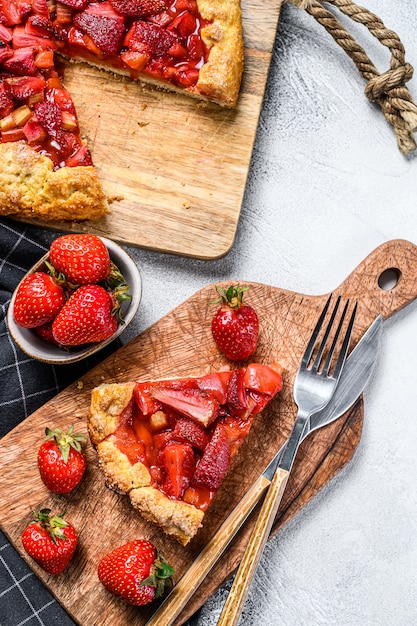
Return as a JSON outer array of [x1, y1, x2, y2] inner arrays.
[[110, 365, 283, 511]]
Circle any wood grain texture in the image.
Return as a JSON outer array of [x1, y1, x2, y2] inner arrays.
[[1, 239, 417, 626], [16, 0, 284, 260]]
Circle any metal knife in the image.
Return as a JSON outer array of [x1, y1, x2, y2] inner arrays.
[[145, 315, 383, 626]]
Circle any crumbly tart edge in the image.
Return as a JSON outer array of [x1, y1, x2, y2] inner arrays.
[[88, 382, 204, 546], [0, 141, 109, 222]]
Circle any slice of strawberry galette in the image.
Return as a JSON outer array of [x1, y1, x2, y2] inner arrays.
[[88, 363, 283, 545]]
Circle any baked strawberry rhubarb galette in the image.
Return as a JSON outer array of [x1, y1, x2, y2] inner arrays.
[[0, 0, 244, 220], [88, 363, 283, 545]]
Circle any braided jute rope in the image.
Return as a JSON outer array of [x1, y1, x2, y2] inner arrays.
[[287, 0, 417, 155]]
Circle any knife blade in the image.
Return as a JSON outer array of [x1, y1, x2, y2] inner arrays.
[[145, 314, 382, 626]]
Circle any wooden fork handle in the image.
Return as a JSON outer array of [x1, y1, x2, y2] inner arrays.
[[145, 475, 271, 626], [216, 468, 290, 626]]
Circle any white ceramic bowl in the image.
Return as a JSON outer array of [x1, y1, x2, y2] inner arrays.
[[7, 236, 142, 364]]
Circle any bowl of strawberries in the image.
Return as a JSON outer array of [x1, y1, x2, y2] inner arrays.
[[7, 233, 142, 364]]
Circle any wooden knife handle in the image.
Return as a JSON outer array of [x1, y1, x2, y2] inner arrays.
[[216, 468, 290, 626], [145, 475, 271, 626]]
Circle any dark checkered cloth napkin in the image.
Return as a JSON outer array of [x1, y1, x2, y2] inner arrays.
[[0, 217, 201, 626]]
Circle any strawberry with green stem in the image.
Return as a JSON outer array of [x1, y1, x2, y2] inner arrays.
[[37, 425, 87, 493], [98, 539, 174, 606], [21, 509, 78, 574], [13, 271, 66, 328], [48, 233, 112, 286], [51, 281, 129, 346], [211, 284, 259, 361]]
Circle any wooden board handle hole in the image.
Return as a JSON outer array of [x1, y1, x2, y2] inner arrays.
[[378, 267, 401, 291]]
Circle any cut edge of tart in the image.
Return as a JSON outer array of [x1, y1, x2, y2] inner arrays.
[[0, 141, 109, 221], [88, 363, 283, 545]]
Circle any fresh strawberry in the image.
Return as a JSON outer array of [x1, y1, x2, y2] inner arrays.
[[150, 386, 219, 428], [161, 442, 194, 498], [98, 539, 174, 606], [49, 234, 111, 285], [211, 285, 259, 361], [7, 75, 46, 100], [192, 423, 230, 490], [35, 321, 62, 345], [13, 271, 66, 329], [109, 0, 166, 18], [37, 425, 87, 493], [73, 3, 125, 55], [21, 509, 78, 574], [51, 284, 118, 345]]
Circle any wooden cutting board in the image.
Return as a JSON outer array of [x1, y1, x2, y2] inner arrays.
[[1, 239, 417, 626], [21, 0, 284, 260]]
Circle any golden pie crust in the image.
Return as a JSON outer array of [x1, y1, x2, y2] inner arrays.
[[0, 142, 108, 222], [88, 382, 205, 546]]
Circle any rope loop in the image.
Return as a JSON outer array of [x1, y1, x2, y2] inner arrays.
[[286, 0, 417, 155]]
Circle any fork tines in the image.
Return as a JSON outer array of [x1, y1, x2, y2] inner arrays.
[[303, 294, 358, 378]]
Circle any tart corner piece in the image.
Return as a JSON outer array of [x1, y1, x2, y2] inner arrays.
[[0, 142, 108, 222], [88, 364, 283, 546]]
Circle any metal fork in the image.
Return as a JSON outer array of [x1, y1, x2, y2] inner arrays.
[[216, 294, 358, 626]]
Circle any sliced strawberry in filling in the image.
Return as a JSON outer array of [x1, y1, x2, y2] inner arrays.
[[160, 442, 195, 499], [3, 47, 36, 74], [192, 423, 230, 491], [0, 0, 21, 26], [73, 3, 125, 55], [150, 386, 220, 428], [227, 368, 248, 415], [0, 23, 13, 42], [109, 0, 166, 19], [172, 417, 209, 451], [124, 19, 178, 57], [7, 75, 46, 99]]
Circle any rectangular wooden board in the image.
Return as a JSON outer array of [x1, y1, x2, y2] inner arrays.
[[26, 0, 284, 259], [2, 240, 417, 626]]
